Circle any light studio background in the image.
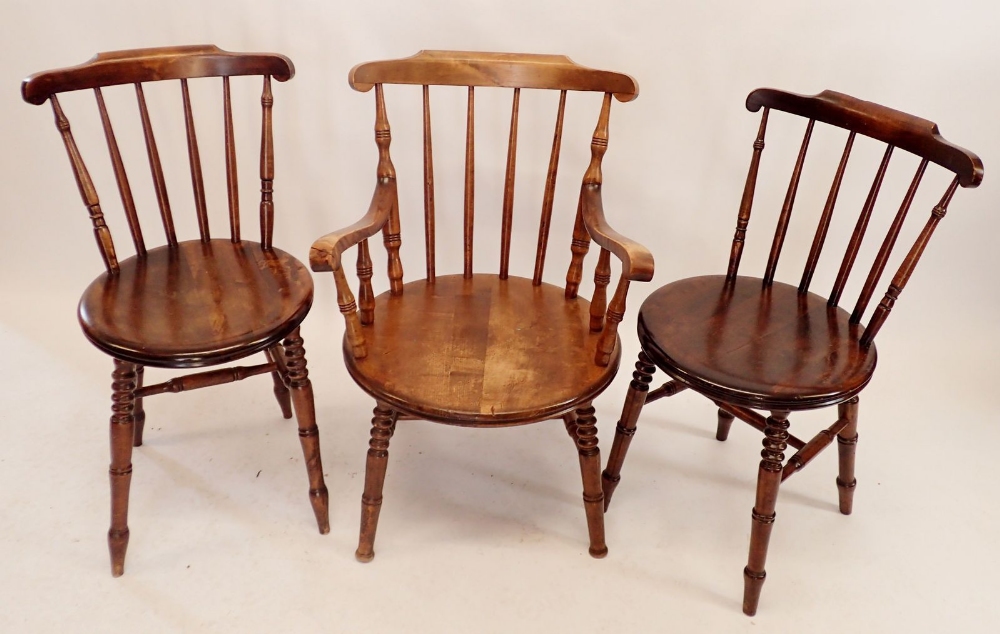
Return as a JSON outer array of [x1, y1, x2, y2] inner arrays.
[[2, 1, 998, 631]]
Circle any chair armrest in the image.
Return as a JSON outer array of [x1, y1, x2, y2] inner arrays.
[[309, 178, 397, 272], [580, 184, 654, 282]]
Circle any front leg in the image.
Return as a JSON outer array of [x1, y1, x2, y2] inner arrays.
[[743, 409, 789, 616], [573, 403, 607, 558]]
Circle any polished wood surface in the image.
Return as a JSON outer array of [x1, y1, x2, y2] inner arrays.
[[313, 51, 651, 562], [345, 275, 621, 424], [23, 45, 328, 576], [602, 88, 983, 616], [638, 275, 876, 410], [79, 240, 313, 367]]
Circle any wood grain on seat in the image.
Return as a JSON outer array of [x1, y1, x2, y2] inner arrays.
[[345, 275, 620, 424], [638, 275, 876, 410], [79, 240, 312, 368]]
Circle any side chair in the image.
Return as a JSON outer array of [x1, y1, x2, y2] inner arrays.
[[21, 45, 330, 576], [599, 88, 983, 615]]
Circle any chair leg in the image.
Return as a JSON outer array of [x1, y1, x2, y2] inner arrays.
[[601, 351, 656, 510], [108, 359, 137, 577], [562, 411, 578, 439], [573, 403, 608, 558], [743, 409, 790, 616], [282, 328, 330, 534], [716, 407, 735, 441], [356, 403, 396, 562], [132, 365, 146, 447], [265, 346, 293, 419], [836, 397, 859, 515]]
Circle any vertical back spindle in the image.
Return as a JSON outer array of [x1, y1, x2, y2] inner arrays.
[[135, 83, 177, 246], [829, 145, 894, 306], [499, 88, 520, 279], [851, 159, 927, 323], [799, 131, 855, 292], [422, 85, 436, 282], [532, 90, 567, 286], [727, 108, 769, 281], [259, 75, 274, 250], [180, 79, 210, 242], [763, 119, 815, 286], [95, 88, 145, 256], [223, 76, 240, 242], [51, 95, 119, 273], [464, 86, 475, 279], [374, 84, 403, 294], [566, 92, 611, 298], [860, 176, 959, 347]]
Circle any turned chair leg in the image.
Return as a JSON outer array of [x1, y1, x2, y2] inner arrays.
[[282, 329, 330, 534], [716, 407, 735, 441], [601, 351, 656, 510], [265, 345, 293, 419], [743, 410, 790, 616], [356, 402, 396, 562], [132, 365, 146, 447], [836, 397, 859, 515], [573, 403, 608, 558], [108, 359, 137, 576], [562, 411, 578, 439]]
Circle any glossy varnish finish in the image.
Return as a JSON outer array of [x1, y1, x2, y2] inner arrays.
[[312, 51, 651, 562], [22, 45, 329, 576], [600, 88, 983, 615]]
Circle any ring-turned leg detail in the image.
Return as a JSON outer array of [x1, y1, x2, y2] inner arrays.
[[108, 359, 137, 577], [743, 409, 789, 616], [836, 397, 859, 515], [573, 403, 607, 558], [283, 328, 330, 534], [356, 403, 396, 562], [602, 351, 655, 510]]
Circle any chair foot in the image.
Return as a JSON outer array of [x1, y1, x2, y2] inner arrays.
[[357, 403, 395, 562], [742, 566, 766, 616], [601, 352, 655, 511], [836, 397, 859, 515], [716, 407, 734, 441], [108, 359, 137, 576], [283, 329, 330, 534], [573, 404, 607, 558]]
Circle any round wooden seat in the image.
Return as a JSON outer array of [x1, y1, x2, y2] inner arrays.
[[79, 240, 313, 368], [344, 274, 622, 425], [638, 275, 878, 410]]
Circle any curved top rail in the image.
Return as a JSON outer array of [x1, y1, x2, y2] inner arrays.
[[22, 45, 294, 105], [746, 88, 982, 187], [349, 50, 639, 102]]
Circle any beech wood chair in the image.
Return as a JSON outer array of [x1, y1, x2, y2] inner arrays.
[[310, 51, 653, 561], [600, 88, 983, 615], [21, 45, 330, 576]]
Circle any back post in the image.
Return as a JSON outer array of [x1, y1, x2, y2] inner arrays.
[[727, 108, 769, 281], [259, 75, 275, 250], [374, 84, 403, 295]]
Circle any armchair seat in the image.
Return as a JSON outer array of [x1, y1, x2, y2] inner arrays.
[[345, 274, 621, 424]]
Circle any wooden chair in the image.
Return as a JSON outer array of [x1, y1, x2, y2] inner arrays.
[[21, 45, 330, 576], [600, 89, 983, 614], [310, 51, 653, 561]]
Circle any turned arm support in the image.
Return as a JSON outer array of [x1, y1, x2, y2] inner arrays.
[[580, 184, 654, 366], [310, 178, 397, 359], [580, 184, 654, 282], [309, 178, 397, 273]]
